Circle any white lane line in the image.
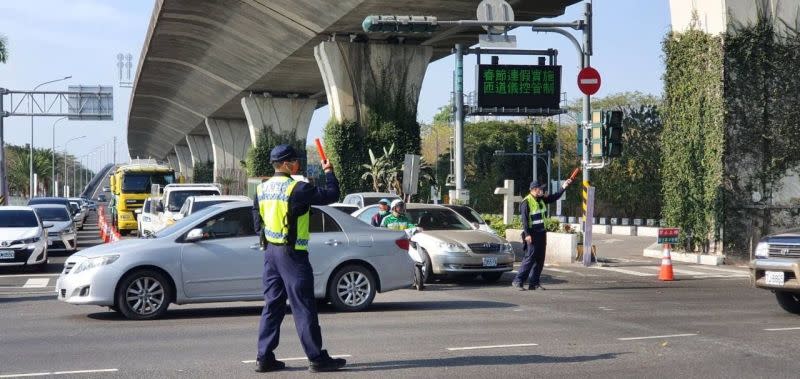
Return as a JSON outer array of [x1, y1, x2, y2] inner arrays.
[[22, 279, 49, 288], [0, 369, 118, 378], [0, 273, 60, 278], [446, 343, 538, 351], [764, 327, 800, 331], [693, 266, 749, 275], [242, 355, 351, 364], [618, 333, 698, 341], [638, 266, 710, 276], [590, 266, 652, 277], [639, 266, 748, 277], [546, 268, 574, 274]]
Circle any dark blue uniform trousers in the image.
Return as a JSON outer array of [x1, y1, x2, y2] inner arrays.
[[514, 232, 547, 287], [257, 244, 323, 362]]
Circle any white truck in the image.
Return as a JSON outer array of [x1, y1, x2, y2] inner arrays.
[[154, 184, 221, 231]]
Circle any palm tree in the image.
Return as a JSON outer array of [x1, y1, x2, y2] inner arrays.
[[361, 144, 397, 192], [0, 34, 8, 63]]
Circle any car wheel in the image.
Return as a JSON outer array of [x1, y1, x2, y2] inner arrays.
[[328, 265, 376, 312], [115, 269, 172, 320], [775, 291, 800, 314], [413, 264, 425, 291], [420, 249, 434, 284], [481, 272, 504, 283]]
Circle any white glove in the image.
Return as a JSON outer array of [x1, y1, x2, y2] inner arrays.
[[561, 179, 573, 189]]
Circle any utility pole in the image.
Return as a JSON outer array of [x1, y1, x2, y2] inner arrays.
[[453, 43, 465, 203]]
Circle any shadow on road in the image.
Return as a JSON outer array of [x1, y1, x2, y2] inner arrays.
[[0, 295, 54, 303], [358, 299, 516, 312], [346, 352, 627, 372]]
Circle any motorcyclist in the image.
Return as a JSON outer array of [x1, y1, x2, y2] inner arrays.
[[380, 199, 416, 231]]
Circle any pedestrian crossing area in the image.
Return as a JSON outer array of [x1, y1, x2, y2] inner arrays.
[[540, 263, 750, 280], [0, 274, 58, 295]]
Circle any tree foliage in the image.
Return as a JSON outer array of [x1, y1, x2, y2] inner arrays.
[[245, 128, 305, 178], [3, 143, 92, 197], [192, 160, 214, 183], [0, 34, 8, 63]]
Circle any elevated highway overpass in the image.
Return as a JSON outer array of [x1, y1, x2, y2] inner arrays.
[[127, 0, 579, 180]]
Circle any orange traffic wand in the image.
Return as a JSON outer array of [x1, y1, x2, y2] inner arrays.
[[569, 167, 581, 181], [315, 138, 328, 162], [658, 243, 675, 281]]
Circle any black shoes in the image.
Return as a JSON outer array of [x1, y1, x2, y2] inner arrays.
[[512, 282, 526, 291], [529, 285, 546, 291], [309, 351, 347, 373], [255, 359, 286, 373]]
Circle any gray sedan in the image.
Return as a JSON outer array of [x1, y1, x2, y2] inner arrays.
[[57, 202, 414, 320]]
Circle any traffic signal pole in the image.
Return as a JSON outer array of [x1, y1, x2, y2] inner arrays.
[[581, 3, 594, 266]]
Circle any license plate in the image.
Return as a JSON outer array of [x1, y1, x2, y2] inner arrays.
[[0, 250, 14, 259], [482, 257, 497, 267], [765, 271, 785, 286]]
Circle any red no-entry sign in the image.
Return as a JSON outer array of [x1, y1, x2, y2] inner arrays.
[[577, 67, 601, 95]]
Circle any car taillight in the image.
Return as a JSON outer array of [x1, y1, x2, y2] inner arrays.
[[395, 238, 410, 250]]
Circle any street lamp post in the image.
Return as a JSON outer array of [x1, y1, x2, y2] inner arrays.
[[63, 135, 85, 197], [51, 116, 67, 196], [30, 76, 71, 198]]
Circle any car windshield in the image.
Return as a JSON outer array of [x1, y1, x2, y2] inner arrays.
[[363, 197, 396, 206], [34, 207, 70, 221], [452, 207, 485, 224], [408, 208, 473, 231], [122, 173, 176, 193], [155, 206, 220, 238], [168, 191, 219, 212], [0, 210, 39, 228]]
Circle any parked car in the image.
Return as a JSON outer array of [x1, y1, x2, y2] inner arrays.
[[97, 194, 106, 202], [68, 199, 87, 230], [135, 198, 161, 237], [102, 186, 110, 192], [31, 204, 77, 252], [442, 204, 497, 234], [155, 183, 222, 230], [342, 192, 400, 208], [57, 202, 413, 320], [353, 203, 514, 283], [0, 206, 50, 271], [176, 195, 251, 220], [751, 229, 800, 314], [329, 203, 359, 214]]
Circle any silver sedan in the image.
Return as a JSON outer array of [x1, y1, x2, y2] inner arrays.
[[57, 202, 414, 320]]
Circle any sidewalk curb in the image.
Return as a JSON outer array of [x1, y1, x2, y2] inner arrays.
[[643, 243, 725, 266]]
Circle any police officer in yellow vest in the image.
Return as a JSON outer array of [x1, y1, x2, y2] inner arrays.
[[512, 179, 572, 291], [252, 144, 345, 373]]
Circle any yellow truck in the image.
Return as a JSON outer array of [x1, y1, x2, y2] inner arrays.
[[109, 163, 176, 235]]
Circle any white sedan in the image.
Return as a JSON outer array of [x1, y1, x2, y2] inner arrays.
[[57, 202, 414, 320]]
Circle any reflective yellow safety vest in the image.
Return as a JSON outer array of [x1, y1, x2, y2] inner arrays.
[[257, 175, 310, 251], [523, 194, 547, 234]]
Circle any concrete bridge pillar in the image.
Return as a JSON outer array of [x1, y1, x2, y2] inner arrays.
[[314, 41, 433, 126], [185, 134, 214, 167], [165, 153, 179, 174], [205, 118, 251, 184], [241, 96, 316, 152], [174, 144, 193, 181]]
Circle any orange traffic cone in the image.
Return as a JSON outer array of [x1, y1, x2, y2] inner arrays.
[[658, 243, 674, 281]]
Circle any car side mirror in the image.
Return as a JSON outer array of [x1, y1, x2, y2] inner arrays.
[[43, 223, 54, 229], [156, 202, 164, 213], [185, 228, 204, 242], [472, 222, 480, 230], [134, 209, 142, 215]]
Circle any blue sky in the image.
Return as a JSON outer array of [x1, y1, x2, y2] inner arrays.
[[0, 0, 671, 170]]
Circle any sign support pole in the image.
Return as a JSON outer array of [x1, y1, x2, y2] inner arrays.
[[454, 43, 465, 204], [581, 2, 593, 266], [0, 89, 7, 205]]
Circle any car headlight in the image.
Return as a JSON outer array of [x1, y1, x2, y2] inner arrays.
[[21, 237, 40, 244], [755, 242, 770, 258], [501, 243, 514, 254], [438, 241, 467, 253], [71, 255, 120, 275]]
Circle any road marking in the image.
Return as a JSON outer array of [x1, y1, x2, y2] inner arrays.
[[22, 279, 49, 288], [764, 327, 800, 331], [693, 266, 749, 275], [0, 273, 60, 278], [545, 268, 574, 274], [242, 355, 351, 364], [639, 266, 748, 277], [0, 369, 118, 378], [638, 266, 710, 276], [446, 343, 538, 351], [618, 333, 697, 341], [591, 266, 652, 276]]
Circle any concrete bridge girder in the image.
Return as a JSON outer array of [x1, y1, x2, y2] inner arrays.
[[185, 134, 214, 167], [174, 144, 193, 180]]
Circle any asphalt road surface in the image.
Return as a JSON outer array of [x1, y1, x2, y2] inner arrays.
[[2, 223, 798, 378]]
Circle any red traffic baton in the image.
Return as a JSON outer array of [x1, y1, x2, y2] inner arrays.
[[315, 138, 328, 162], [568, 167, 581, 181]]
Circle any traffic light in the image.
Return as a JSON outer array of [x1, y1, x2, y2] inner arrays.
[[362, 15, 440, 33], [602, 110, 623, 158]]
